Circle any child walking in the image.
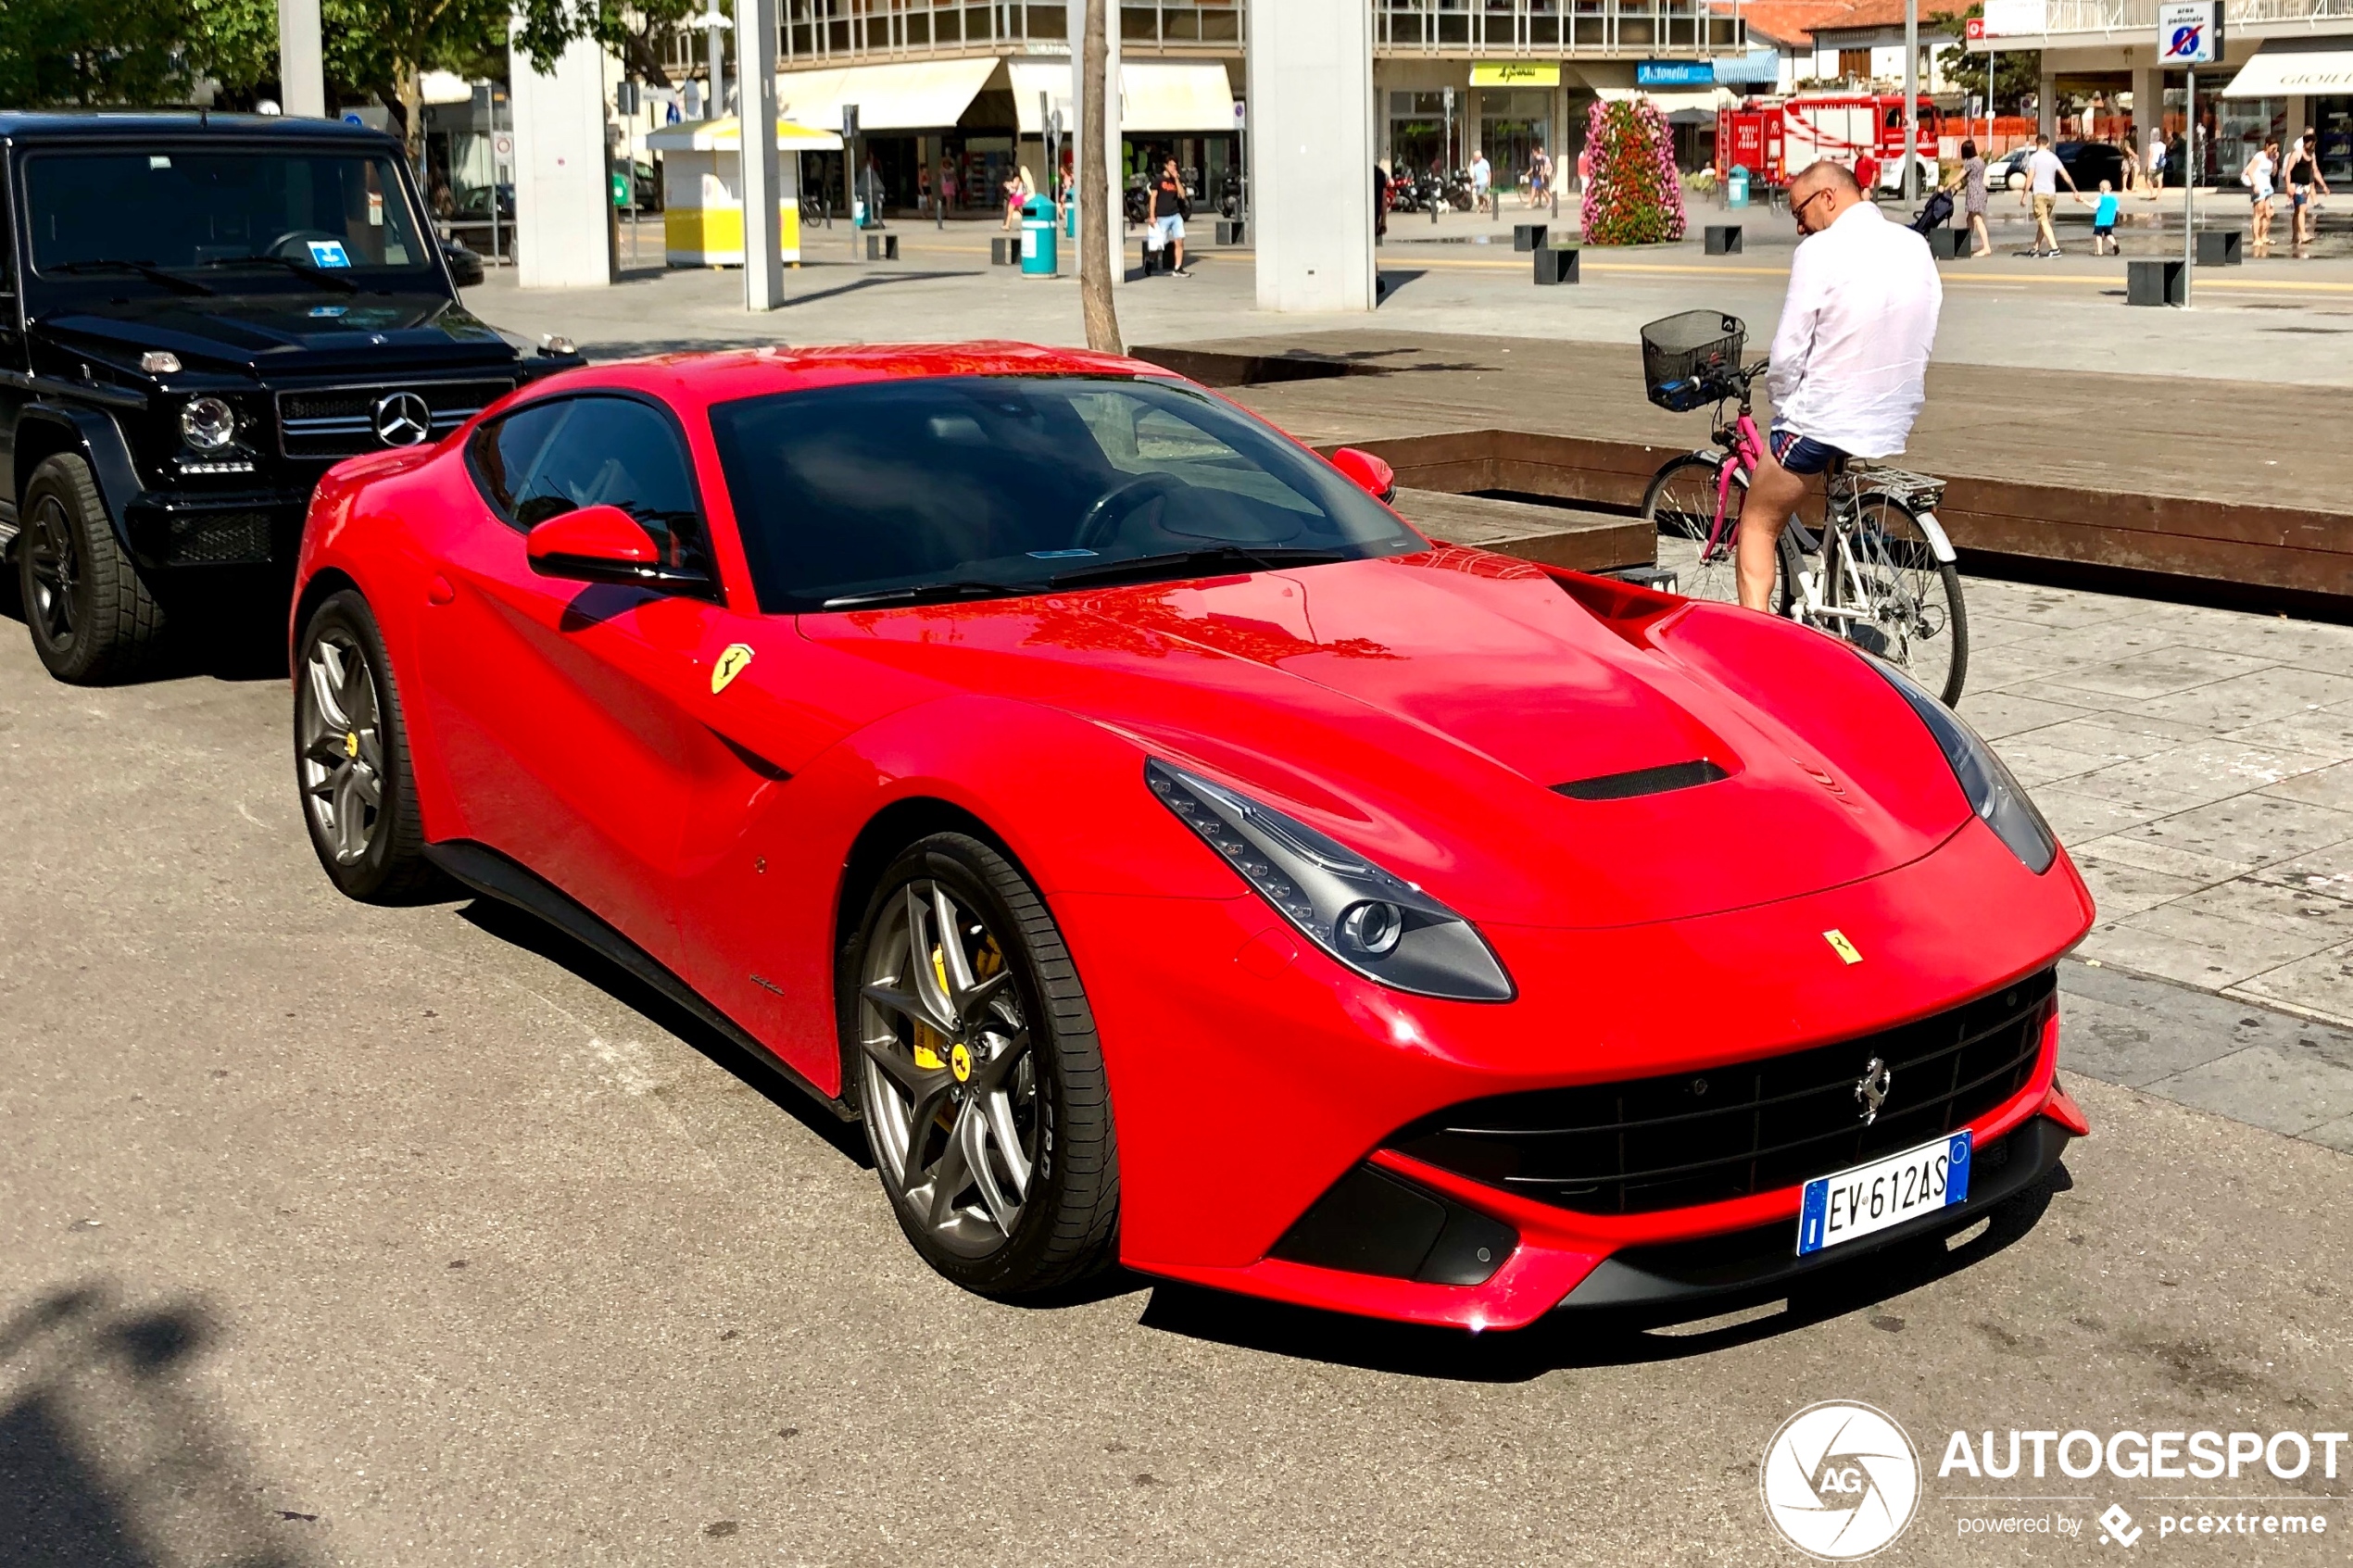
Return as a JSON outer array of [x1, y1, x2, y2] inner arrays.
[[2091, 181, 2119, 255]]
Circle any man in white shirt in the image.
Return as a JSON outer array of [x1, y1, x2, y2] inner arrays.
[[1735, 160, 1943, 612], [2022, 133, 2080, 256], [1469, 150, 1492, 216]]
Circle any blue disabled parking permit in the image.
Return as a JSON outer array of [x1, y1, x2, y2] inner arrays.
[[306, 239, 353, 269]]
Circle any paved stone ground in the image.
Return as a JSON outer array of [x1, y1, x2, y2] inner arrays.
[[1, 625, 2347, 1567]]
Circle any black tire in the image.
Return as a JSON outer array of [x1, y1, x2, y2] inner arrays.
[[293, 590, 444, 903], [18, 453, 165, 684], [1826, 494, 1970, 708], [1642, 454, 1795, 612], [841, 832, 1119, 1298]]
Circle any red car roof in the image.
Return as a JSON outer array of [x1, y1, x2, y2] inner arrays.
[[533, 341, 1164, 409]]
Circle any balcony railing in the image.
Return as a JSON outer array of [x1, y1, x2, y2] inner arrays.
[[2012, 0, 2353, 35], [661, 0, 1736, 73], [1375, 0, 1742, 56]]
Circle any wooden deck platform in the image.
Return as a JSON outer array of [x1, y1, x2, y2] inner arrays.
[[1385, 488, 1653, 572], [1140, 332, 2353, 600]]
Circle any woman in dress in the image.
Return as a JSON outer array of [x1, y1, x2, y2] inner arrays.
[[1958, 138, 1992, 257]]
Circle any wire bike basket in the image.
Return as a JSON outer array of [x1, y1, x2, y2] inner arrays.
[[1641, 310, 1745, 413]]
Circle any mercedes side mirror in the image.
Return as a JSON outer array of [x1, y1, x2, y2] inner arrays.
[[525, 505, 711, 593], [1331, 446, 1397, 506]]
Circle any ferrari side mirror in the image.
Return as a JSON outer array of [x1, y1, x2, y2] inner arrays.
[[526, 504, 711, 593], [1331, 446, 1397, 506]]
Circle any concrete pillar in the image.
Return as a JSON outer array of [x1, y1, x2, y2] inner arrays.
[[275, 0, 325, 118], [1248, 0, 1376, 311], [1066, 0, 1124, 286], [737, 0, 784, 309], [510, 27, 617, 289], [2131, 60, 2162, 156], [2038, 63, 2058, 140]]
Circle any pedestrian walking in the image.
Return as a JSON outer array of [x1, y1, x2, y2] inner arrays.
[[1528, 144, 1550, 211], [1148, 155, 1189, 276], [2245, 139, 2278, 255], [918, 163, 932, 214], [1855, 147, 1881, 198], [1470, 148, 1492, 217], [940, 160, 958, 212], [2285, 127, 2329, 246], [1001, 164, 1031, 230], [2090, 180, 2119, 254], [1957, 138, 1992, 256], [2022, 133, 2080, 256], [2145, 128, 2168, 197]]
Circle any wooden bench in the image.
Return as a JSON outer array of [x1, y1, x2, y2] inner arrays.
[[1387, 488, 1654, 574]]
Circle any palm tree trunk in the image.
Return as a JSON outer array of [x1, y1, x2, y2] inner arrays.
[[1077, 0, 1122, 355]]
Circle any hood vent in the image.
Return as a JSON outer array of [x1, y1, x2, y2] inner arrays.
[[1553, 759, 1729, 802]]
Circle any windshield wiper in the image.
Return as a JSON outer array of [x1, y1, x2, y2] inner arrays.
[[45, 259, 213, 295], [818, 580, 1025, 612], [192, 254, 360, 293], [1047, 546, 1349, 589]]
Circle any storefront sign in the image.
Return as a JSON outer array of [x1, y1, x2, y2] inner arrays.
[[1470, 62, 1561, 87], [2158, 0, 2222, 64], [1979, 0, 2047, 38], [1637, 60, 1715, 87]]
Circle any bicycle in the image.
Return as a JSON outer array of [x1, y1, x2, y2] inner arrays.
[[1636, 310, 1969, 708]]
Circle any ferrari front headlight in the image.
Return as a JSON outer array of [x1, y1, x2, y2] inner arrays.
[[1146, 759, 1515, 1002], [1864, 655, 2057, 874]]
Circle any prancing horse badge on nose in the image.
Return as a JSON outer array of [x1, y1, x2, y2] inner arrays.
[[711, 643, 755, 694], [1823, 929, 1862, 965]]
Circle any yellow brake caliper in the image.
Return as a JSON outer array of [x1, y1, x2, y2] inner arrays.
[[912, 935, 1004, 1079]]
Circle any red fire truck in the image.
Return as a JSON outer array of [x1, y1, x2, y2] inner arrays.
[[1717, 94, 1956, 191]]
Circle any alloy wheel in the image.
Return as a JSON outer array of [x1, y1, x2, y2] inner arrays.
[[858, 881, 1040, 1259], [24, 494, 80, 647], [296, 631, 385, 864]]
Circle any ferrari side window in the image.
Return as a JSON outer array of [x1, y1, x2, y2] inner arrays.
[[470, 396, 707, 569]]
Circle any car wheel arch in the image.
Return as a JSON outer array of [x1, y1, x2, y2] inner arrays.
[[291, 567, 363, 662]]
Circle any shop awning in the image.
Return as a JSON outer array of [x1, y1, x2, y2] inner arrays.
[[2222, 49, 2353, 98], [772, 56, 999, 132], [1009, 59, 1236, 134], [1121, 63, 1237, 132], [645, 117, 844, 153]]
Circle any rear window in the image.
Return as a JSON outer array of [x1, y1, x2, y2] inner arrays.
[[707, 375, 1424, 613]]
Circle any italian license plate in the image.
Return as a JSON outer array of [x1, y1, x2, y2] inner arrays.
[[1795, 1132, 1971, 1256]]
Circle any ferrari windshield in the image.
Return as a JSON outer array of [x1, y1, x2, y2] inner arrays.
[[709, 376, 1427, 612], [22, 147, 435, 285]]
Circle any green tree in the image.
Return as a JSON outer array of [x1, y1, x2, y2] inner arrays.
[[514, 0, 704, 89], [1932, 6, 2041, 118], [0, 0, 201, 107]]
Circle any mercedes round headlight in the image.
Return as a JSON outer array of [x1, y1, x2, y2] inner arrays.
[[1864, 655, 2057, 873], [1146, 759, 1515, 1001], [180, 396, 236, 451]]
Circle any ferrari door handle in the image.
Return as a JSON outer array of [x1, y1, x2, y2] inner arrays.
[[428, 574, 456, 606]]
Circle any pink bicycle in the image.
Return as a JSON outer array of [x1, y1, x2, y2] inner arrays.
[[1638, 311, 1969, 707]]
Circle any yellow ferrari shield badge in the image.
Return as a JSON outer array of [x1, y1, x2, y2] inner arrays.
[[711, 643, 755, 694], [1823, 929, 1863, 965]]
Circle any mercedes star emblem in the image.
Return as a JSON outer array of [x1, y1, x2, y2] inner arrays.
[[1854, 1057, 1893, 1126], [372, 391, 433, 446]]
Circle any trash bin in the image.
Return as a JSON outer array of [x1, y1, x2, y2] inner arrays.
[[1728, 167, 1750, 210], [1023, 194, 1059, 276]]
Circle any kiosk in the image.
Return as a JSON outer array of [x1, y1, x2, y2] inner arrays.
[[646, 117, 844, 268]]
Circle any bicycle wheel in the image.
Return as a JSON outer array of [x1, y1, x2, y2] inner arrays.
[[1643, 454, 1749, 606], [1825, 494, 1969, 707]]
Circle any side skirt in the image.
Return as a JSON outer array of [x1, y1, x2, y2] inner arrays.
[[424, 838, 858, 1123]]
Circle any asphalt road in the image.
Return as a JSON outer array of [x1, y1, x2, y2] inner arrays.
[[3, 619, 2349, 1567]]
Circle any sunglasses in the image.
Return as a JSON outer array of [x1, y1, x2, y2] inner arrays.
[[1792, 187, 1835, 229]]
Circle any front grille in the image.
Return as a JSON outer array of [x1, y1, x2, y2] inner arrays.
[[158, 509, 272, 565], [1394, 969, 2057, 1216], [275, 378, 513, 458]]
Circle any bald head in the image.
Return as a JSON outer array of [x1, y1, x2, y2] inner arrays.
[[1790, 159, 1864, 232]]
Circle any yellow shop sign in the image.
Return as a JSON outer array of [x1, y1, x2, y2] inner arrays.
[[1470, 62, 1562, 87]]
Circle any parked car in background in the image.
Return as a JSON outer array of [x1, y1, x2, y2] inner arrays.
[[0, 112, 581, 684], [2056, 140, 2125, 192]]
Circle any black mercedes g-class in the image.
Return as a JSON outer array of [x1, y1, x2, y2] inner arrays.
[[0, 112, 583, 683]]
